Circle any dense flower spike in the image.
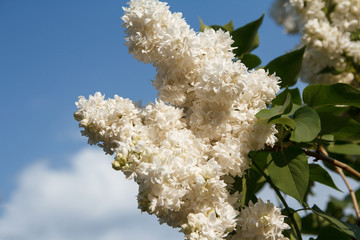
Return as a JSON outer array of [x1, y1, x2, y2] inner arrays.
[[75, 0, 283, 239], [270, 0, 360, 86], [75, 94, 240, 239]]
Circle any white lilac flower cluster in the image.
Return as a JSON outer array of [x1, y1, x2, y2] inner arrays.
[[74, 0, 289, 239], [270, 0, 302, 34], [232, 199, 291, 240], [271, 0, 360, 85]]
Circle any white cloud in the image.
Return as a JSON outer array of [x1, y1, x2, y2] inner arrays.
[[0, 148, 182, 240]]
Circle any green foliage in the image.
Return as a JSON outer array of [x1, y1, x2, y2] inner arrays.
[[303, 83, 360, 108], [253, 80, 359, 238], [317, 66, 345, 75], [309, 164, 341, 191], [283, 209, 303, 240], [269, 116, 296, 130], [317, 109, 360, 142], [350, 29, 360, 41], [290, 106, 321, 142], [257, 94, 321, 143], [240, 53, 261, 69], [239, 151, 270, 205], [231, 14, 263, 58], [311, 205, 360, 239], [265, 47, 306, 88], [254, 65, 359, 239], [323, 0, 337, 22], [272, 88, 302, 105], [316, 226, 351, 240], [327, 143, 360, 155], [256, 93, 293, 120], [301, 213, 329, 235], [326, 197, 348, 219], [268, 146, 309, 203], [240, 168, 265, 206]]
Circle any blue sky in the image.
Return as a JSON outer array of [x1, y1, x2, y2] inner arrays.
[[0, 0, 317, 239]]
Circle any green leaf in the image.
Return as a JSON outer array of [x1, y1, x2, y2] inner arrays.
[[301, 213, 329, 235], [268, 116, 296, 129], [316, 105, 350, 115], [316, 107, 351, 134], [331, 124, 360, 142], [292, 211, 302, 236], [268, 146, 309, 203], [243, 167, 265, 205], [311, 205, 360, 239], [272, 88, 302, 106], [236, 152, 269, 207], [326, 197, 348, 219], [323, 0, 337, 22], [317, 66, 344, 75], [309, 164, 341, 191], [286, 103, 302, 116], [250, 151, 271, 172], [350, 29, 360, 41], [199, 17, 209, 32], [316, 226, 351, 240], [256, 106, 284, 120], [222, 20, 234, 32], [290, 106, 321, 142], [256, 93, 293, 120], [240, 53, 261, 69], [283, 209, 302, 240], [265, 47, 305, 88], [231, 14, 264, 57], [317, 111, 360, 141], [327, 143, 360, 155], [303, 83, 360, 108]]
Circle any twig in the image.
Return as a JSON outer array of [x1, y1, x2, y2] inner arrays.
[[304, 150, 360, 180], [335, 167, 360, 219], [318, 146, 360, 223]]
